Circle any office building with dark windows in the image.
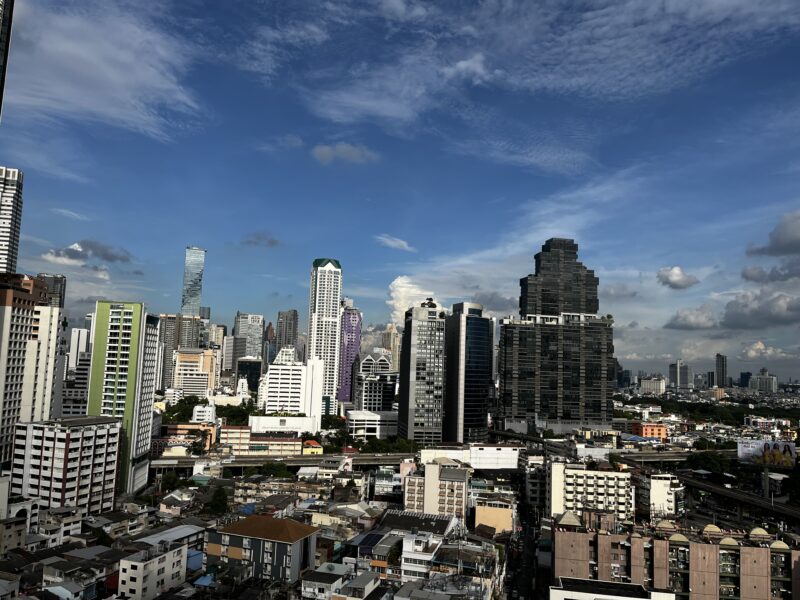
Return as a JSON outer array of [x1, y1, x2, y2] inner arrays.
[[180, 246, 205, 317]]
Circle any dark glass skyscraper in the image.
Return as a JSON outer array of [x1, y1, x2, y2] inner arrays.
[[276, 309, 299, 351], [500, 238, 614, 433], [37, 273, 66, 308], [337, 299, 363, 403], [180, 246, 206, 317], [444, 302, 494, 443]]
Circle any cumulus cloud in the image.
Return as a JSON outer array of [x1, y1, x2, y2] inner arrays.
[[471, 291, 517, 316], [657, 266, 700, 289], [601, 283, 638, 299], [741, 258, 800, 282], [42, 240, 132, 266], [664, 304, 718, 330], [721, 289, 800, 329], [747, 210, 800, 256], [375, 234, 416, 252], [311, 142, 380, 165], [242, 231, 280, 248], [739, 340, 797, 361], [386, 276, 435, 325], [442, 53, 491, 84]]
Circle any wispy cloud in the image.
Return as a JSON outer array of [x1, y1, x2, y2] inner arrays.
[[375, 234, 416, 253], [241, 231, 280, 248], [257, 134, 304, 153], [51, 207, 91, 221], [311, 142, 379, 165]]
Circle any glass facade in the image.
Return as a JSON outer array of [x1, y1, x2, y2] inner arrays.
[[180, 246, 206, 317]]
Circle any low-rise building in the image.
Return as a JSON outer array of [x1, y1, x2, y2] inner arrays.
[[346, 410, 398, 440], [403, 459, 470, 519], [631, 422, 668, 441], [548, 462, 634, 521], [551, 578, 675, 600], [634, 473, 685, 520], [118, 542, 187, 600]]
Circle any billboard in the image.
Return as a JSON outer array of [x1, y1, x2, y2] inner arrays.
[[737, 440, 796, 468]]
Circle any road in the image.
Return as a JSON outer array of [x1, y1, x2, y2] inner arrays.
[[151, 452, 416, 469], [678, 474, 800, 522]]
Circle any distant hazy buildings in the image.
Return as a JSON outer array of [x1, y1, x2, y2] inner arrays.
[[715, 353, 728, 388], [0, 166, 22, 273], [180, 246, 206, 317], [499, 239, 614, 434], [222, 335, 247, 372], [158, 314, 201, 388], [382, 323, 401, 372], [337, 298, 362, 404], [234, 311, 264, 359], [749, 369, 778, 394], [668, 359, 692, 391], [87, 301, 160, 494], [307, 258, 343, 414], [36, 273, 66, 308], [276, 309, 299, 352], [639, 377, 666, 396], [444, 302, 494, 443], [399, 298, 446, 445]]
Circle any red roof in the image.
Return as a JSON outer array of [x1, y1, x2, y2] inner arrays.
[[303, 440, 322, 447]]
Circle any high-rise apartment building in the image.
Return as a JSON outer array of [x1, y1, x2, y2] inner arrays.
[[172, 348, 217, 397], [0, 166, 22, 273], [222, 335, 247, 372], [207, 323, 227, 348], [180, 246, 206, 317], [668, 359, 692, 391], [234, 311, 264, 358], [11, 416, 120, 514], [87, 301, 160, 494], [263, 321, 277, 364], [337, 298, 362, 405], [715, 353, 728, 389], [307, 258, 343, 414], [276, 309, 299, 352], [382, 323, 401, 371], [256, 347, 323, 432], [398, 299, 446, 445], [61, 352, 91, 416], [444, 302, 495, 443], [68, 328, 90, 372], [500, 239, 614, 433], [0, 273, 61, 461], [351, 353, 396, 412], [36, 273, 66, 308], [157, 314, 201, 388]]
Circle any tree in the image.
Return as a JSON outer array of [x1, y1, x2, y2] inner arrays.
[[322, 415, 346, 430], [260, 462, 292, 478], [206, 486, 229, 515], [161, 471, 179, 493]]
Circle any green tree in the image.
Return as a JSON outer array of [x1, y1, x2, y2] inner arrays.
[[206, 486, 229, 515], [322, 415, 346, 430], [161, 471, 179, 493]]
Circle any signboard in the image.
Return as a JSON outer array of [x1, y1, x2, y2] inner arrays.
[[737, 439, 796, 468]]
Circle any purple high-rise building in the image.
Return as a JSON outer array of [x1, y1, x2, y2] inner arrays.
[[337, 299, 363, 403]]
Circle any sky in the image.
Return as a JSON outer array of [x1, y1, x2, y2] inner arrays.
[[4, 0, 800, 380]]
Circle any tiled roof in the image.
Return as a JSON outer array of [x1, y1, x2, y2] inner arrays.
[[220, 516, 317, 543]]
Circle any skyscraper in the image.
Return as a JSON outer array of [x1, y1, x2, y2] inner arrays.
[[36, 273, 66, 308], [444, 302, 495, 443], [87, 301, 160, 493], [715, 353, 728, 389], [499, 239, 614, 434], [0, 166, 22, 273], [276, 309, 299, 352], [337, 298, 362, 405], [307, 258, 343, 414], [668, 359, 692, 390], [0, 0, 14, 119], [222, 335, 247, 372], [158, 314, 201, 388], [180, 246, 206, 317], [398, 298, 446, 445], [0, 273, 61, 461], [264, 321, 277, 364], [381, 323, 402, 373], [234, 312, 264, 358]]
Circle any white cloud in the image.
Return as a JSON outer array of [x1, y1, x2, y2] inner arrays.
[[657, 266, 700, 289], [375, 234, 416, 253], [386, 276, 435, 325], [442, 53, 491, 84], [664, 304, 718, 330], [747, 209, 800, 256], [257, 134, 304, 153], [6, 1, 199, 140], [739, 340, 797, 361], [311, 142, 380, 165], [51, 208, 90, 221]]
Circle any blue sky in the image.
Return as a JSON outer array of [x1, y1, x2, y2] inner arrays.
[[5, 0, 800, 379]]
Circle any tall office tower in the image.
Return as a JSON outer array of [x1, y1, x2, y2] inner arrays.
[[499, 239, 614, 434], [668, 359, 692, 390], [444, 302, 495, 443], [0, 0, 14, 118], [0, 166, 22, 273], [0, 274, 61, 462], [199, 306, 211, 320], [172, 348, 217, 397], [68, 328, 90, 371], [337, 298, 362, 405], [87, 301, 160, 494], [715, 353, 728, 389], [222, 335, 247, 371], [276, 309, 299, 351], [236, 357, 263, 393], [157, 314, 201, 388], [307, 258, 343, 414], [180, 246, 206, 317], [208, 323, 227, 348], [706, 371, 715, 388], [257, 347, 324, 431], [234, 311, 265, 358], [36, 273, 66, 308], [351, 353, 397, 412], [263, 321, 277, 364], [382, 323, 401, 372], [398, 299, 446, 445], [12, 417, 120, 514]]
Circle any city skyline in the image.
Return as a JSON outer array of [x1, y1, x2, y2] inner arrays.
[[3, 2, 800, 379]]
